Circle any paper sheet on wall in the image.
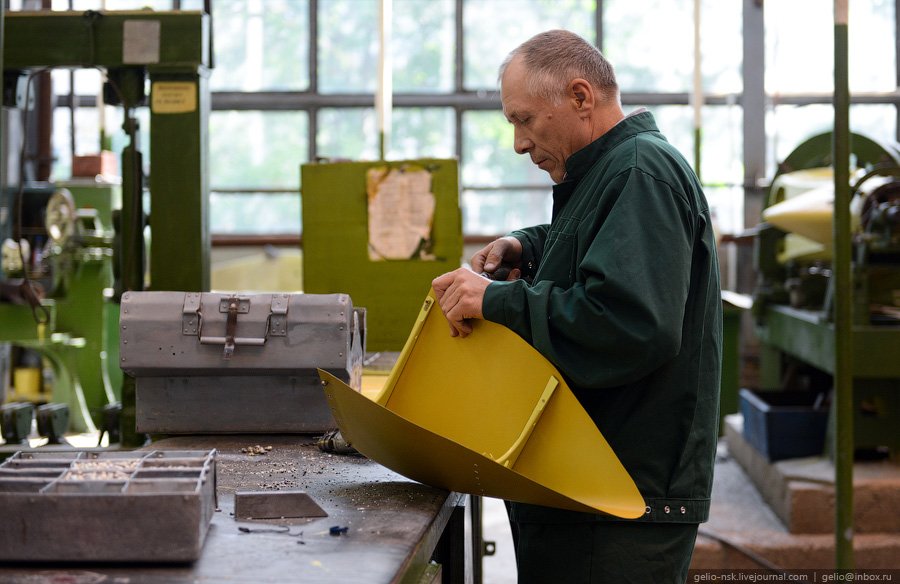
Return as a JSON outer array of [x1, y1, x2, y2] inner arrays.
[[367, 166, 436, 261]]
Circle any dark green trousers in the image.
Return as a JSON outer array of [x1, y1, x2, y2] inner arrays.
[[507, 504, 699, 584]]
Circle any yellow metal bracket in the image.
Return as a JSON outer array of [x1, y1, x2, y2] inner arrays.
[[489, 376, 558, 469]]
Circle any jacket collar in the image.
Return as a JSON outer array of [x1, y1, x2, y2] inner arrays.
[[551, 110, 658, 219]]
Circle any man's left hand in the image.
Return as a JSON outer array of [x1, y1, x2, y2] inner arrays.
[[431, 268, 491, 338]]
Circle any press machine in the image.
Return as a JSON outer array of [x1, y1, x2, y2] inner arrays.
[[751, 131, 900, 457], [1, 9, 211, 443]]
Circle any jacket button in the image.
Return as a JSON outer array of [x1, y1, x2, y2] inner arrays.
[[681, 506, 687, 514], [664, 506, 671, 514]]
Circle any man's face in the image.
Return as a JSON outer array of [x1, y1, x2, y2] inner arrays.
[[500, 56, 586, 184]]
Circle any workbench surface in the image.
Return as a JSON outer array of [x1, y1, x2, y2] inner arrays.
[[0, 434, 467, 584]]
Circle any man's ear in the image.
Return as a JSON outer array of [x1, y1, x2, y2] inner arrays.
[[569, 78, 595, 112]]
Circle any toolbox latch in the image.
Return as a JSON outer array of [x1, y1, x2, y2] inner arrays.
[[269, 294, 289, 337], [218, 297, 251, 315], [194, 296, 266, 359], [182, 292, 201, 335], [220, 296, 249, 359]]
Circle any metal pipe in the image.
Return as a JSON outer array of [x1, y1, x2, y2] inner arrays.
[[832, 0, 854, 569], [376, 0, 392, 160], [692, 0, 702, 180]]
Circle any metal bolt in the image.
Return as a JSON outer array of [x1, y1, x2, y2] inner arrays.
[[680, 506, 686, 514], [645, 506, 651, 514], [664, 506, 671, 514]]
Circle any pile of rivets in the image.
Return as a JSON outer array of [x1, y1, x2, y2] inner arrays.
[[62, 459, 140, 481]]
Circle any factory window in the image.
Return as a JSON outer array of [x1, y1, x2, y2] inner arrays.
[[389, 107, 456, 160], [461, 110, 552, 236], [768, 104, 899, 171], [11, 0, 899, 244], [605, 0, 742, 94], [319, 0, 454, 94], [316, 108, 379, 161], [210, 0, 310, 92], [210, 111, 308, 189], [765, 0, 896, 94], [462, 0, 594, 89]]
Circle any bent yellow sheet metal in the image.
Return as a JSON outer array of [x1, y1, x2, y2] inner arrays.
[[319, 292, 644, 518]]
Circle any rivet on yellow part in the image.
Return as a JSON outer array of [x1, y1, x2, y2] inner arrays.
[[318, 291, 645, 519]]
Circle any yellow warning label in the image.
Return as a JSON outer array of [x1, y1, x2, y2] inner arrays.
[[151, 82, 197, 114]]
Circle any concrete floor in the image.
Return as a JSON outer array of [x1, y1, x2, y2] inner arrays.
[[477, 435, 900, 581], [480, 497, 517, 584]]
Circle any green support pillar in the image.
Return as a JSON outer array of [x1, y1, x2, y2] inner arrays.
[[832, 0, 854, 569], [148, 70, 210, 293]]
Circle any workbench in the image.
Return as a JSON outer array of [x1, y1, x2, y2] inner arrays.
[[0, 434, 471, 584]]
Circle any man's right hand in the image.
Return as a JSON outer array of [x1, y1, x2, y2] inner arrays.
[[470, 236, 523, 281]]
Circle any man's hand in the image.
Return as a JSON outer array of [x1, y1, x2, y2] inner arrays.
[[470, 236, 523, 281], [431, 268, 491, 338]]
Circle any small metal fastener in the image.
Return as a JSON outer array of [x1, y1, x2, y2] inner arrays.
[[664, 506, 671, 514], [680, 506, 686, 514], [644, 506, 651, 515]]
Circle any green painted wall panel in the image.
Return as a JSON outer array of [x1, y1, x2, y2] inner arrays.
[[301, 159, 462, 351]]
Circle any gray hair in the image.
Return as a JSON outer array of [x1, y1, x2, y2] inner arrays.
[[499, 30, 618, 104]]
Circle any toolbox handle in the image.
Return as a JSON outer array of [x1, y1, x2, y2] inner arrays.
[[199, 336, 268, 346]]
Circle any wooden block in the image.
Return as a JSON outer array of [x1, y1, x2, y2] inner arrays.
[[72, 151, 118, 178]]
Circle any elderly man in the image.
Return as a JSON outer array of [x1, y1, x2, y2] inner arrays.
[[432, 30, 722, 583]]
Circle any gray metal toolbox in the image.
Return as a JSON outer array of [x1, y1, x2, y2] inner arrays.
[[0, 449, 216, 562], [120, 291, 364, 434]]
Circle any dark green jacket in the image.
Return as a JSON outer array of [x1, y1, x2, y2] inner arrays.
[[482, 111, 722, 523]]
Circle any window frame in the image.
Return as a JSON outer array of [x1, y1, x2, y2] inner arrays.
[[41, 0, 900, 243]]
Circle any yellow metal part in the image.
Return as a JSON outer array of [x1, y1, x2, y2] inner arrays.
[[764, 168, 864, 263], [319, 292, 645, 518]]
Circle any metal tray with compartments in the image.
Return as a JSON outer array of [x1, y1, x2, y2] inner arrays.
[[0, 449, 217, 563]]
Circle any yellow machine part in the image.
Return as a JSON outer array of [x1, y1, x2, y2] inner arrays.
[[319, 292, 645, 519], [764, 167, 863, 263]]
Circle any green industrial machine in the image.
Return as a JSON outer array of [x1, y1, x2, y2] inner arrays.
[[752, 131, 900, 457], [0, 183, 120, 434], [1, 9, 211, 445]]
